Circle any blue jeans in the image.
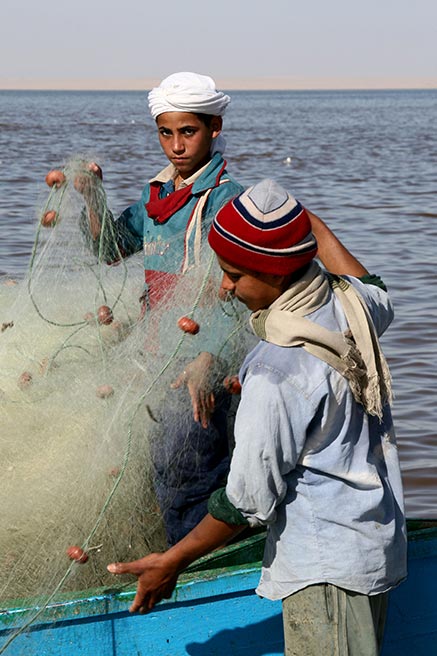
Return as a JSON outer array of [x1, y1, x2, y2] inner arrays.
[[151, 389, 231, 546]]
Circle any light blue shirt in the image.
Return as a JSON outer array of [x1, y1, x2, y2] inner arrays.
[[226, 278, 407, 601]]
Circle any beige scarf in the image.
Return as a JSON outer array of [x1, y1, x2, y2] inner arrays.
[[250, 262, 392, 419]]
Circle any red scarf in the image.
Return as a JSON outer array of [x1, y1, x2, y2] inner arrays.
[[145, 160, 227, 224], [145, 182, 194, 224]]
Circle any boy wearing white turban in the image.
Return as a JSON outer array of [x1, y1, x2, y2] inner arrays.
[[71, 72, 244, 546], [148, 71, 230, 121]]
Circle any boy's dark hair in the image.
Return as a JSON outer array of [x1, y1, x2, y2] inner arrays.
[[154, 113, 215, 127], [195, 113, 214, 127]]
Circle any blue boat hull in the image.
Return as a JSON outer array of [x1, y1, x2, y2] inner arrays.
[[1, 520, 436, 655]]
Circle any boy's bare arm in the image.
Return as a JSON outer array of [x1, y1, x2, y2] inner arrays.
[[107, 514, 246, 613], [306, 209, 368, 278]]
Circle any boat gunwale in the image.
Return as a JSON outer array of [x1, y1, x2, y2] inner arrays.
[[1, 518, 436, 630]]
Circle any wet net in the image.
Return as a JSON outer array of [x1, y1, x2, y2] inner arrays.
[[0, 158, 252, 652]]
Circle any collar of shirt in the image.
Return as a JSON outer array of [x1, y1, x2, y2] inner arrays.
[[149, 160, 211, 189]]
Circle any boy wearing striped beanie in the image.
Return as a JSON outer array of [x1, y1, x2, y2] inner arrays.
[[108, 180, 406, 655]]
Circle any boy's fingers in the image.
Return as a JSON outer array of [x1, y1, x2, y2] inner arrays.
[[89, 162, 103, 179], [107, 560, 143, 576], [107, 562, 128, 575]]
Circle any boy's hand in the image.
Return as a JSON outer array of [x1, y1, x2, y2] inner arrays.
[[73, 162, 104, 239], [107, 553, 179, 613], [107, 515, 245, 614], [74, 162, 103, 198], [171, 352, 216, 428]]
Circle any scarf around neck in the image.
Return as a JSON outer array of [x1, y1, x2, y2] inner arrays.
[[145, 182, 194, 224], [145, 158, 228, 225], [250, 261, 392, 420]]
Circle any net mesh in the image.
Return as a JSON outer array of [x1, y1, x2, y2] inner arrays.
[[0, 157, 252, 652]]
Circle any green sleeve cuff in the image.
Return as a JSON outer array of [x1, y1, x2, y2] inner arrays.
[[359, 273, 387, 292], [208, 488, 249, 526]]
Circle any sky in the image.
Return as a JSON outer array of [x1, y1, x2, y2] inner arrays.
[[1, 0, 436, 90]]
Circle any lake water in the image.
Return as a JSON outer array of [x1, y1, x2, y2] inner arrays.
[[0, 88, 436, 517]]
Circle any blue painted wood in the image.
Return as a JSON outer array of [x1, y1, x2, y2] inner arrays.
[[1, 526, 437, 655], [381, 532, 437, 655], [0, 567, 284, 656]]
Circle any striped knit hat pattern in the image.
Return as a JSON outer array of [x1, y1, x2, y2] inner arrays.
[[208, 179, 318, 275]]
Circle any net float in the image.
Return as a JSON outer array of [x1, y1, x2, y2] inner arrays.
[[18, 371, 32, 390], [83, 312, 95, 323], [45, 169, 66, 188], [223, 375, 242, 395], [177, 316, 200, 335], [97, 305, 113, 325], [96, 384, 114, 399], [66, 545, 88, 564], [41, 210, 57, 227]]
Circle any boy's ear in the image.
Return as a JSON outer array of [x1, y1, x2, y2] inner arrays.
[[210, 116, 223, 138], [260, 272, 289, 292]]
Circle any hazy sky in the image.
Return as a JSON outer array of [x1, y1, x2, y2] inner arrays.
[[1, 0, 436, 89]]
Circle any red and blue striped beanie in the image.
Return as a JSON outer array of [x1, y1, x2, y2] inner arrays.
[[208, 179, 318, 275]]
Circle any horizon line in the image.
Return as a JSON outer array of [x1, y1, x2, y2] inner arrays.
[[1, 75, 437, 92]]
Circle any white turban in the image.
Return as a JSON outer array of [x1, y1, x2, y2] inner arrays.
[[148, 72, 231, 120]]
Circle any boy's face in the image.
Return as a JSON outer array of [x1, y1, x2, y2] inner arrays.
[[217, 257, 286, 312], [156, 112, 222, 179]]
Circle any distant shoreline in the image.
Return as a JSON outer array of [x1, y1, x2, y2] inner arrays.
[[1, 86, 436, 93], [1, 76, 436, 93]]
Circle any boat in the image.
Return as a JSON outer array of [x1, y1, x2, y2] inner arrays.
[[0, 519, 436, 655]]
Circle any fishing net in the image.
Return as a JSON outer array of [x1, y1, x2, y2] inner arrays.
[[0, 157, 252, 652]]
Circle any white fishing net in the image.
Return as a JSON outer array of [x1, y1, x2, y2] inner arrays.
[[0, 157, 251, 652]]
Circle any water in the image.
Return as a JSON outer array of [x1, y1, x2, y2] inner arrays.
[[0, 88, 436, 517]]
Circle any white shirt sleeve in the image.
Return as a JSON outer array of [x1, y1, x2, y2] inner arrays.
[[225, 364, 315, 527], [346, 277, 394, 337]]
